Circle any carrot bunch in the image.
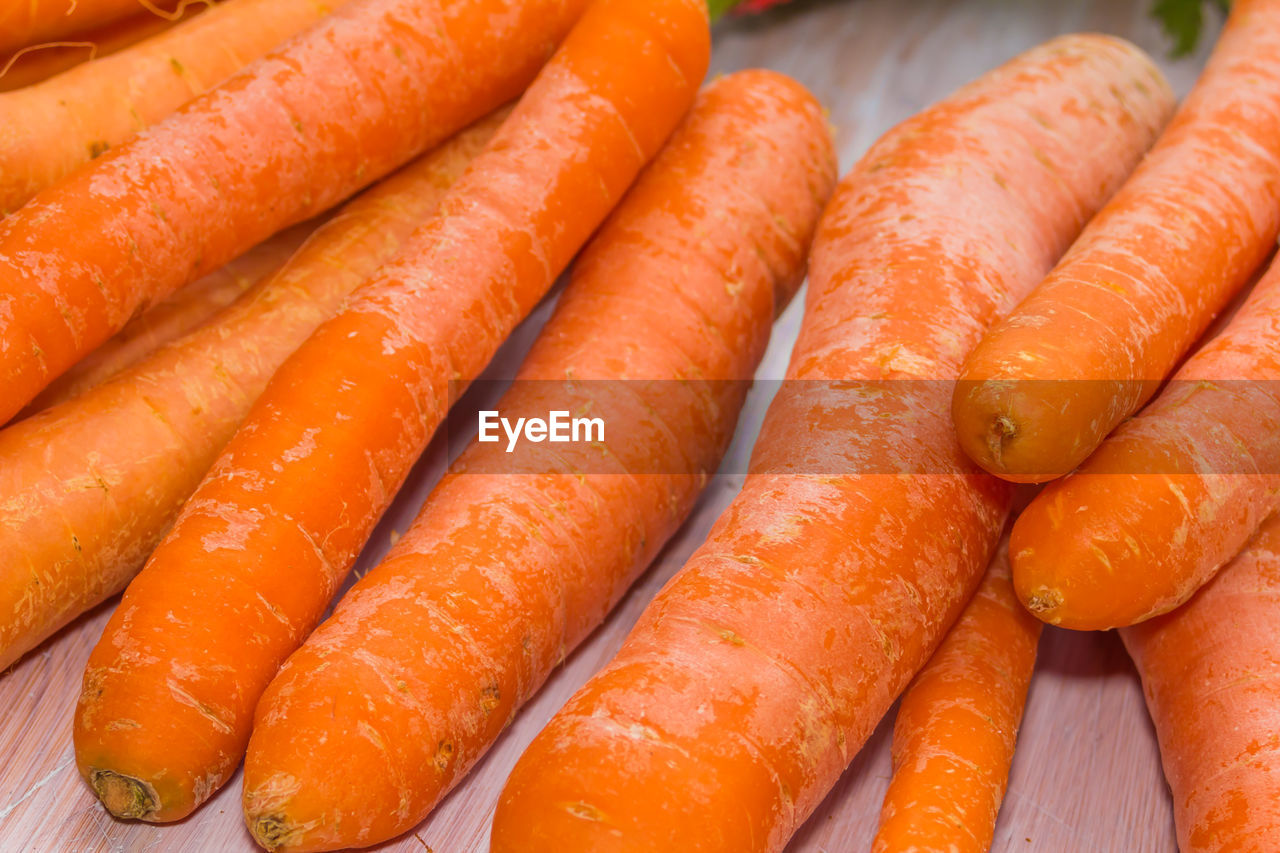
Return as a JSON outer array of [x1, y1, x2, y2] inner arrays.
[[0, 0, 358, 214], [954, 0, 1280, 485], [0, 0, 1272, 847], [492, 34, 1172, 852], [74, 0, 709, 823], [240, 68, 835, 853], [0, 0, 583, 422], [1012, 250, 1280, 629], [0, 112, 502, 674], [939, 0, 1280, 631]]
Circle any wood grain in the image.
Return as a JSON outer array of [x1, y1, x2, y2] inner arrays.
[[0, 0, 1222, 850]]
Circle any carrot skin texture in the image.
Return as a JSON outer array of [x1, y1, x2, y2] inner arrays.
[[0, 114, 500, 673], [1121, 513, 1280, 852], [0, 0, 180, 55], [75, 0, 709, 824], [22, 223, 313, 415], [0, 5, 206, 93], [0, 0, 585, 423], [953, 0, 1280, 483], [0, 0, 356, 214], [239, 69, 836, 853], [1012, 252, 1280, 629], [491, 35, 1173, 853], [872, 538, 1041, 853]]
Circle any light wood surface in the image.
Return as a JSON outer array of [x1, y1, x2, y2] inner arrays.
[[0, 1, 1223, 850]]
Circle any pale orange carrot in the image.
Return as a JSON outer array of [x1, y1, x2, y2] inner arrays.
[[0, 0, 183, 55], [0, 0, 583, 422], [0, 4, 207, 93], [0, 112, 502, 673], [0, 0, 357, 214]]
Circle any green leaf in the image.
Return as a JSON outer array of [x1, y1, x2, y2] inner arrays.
[[706, 0, 743, 22], [1151, 0, 1231, 57], [1151, 0, 1204, 56]]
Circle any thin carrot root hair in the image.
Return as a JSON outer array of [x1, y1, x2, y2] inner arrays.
[[0, 41, 99, 78], [132, 0, 213, 21]]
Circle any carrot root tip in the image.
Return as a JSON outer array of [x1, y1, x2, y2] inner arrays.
[[89, 769, 158, 820]]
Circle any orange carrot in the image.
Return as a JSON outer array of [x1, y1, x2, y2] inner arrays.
[[74, 0, 709, 824], [953, 0, 1280, 484], [1121, 512, 1280, 852], [0, 0, 357, 214], [21, 222, 313, 415], [1011, 252, 1280, 629], [0, 112, 501, 673], [0, 0, 183, 55], [872, 536, 1041, 853], [490, 35, 1172, 853], [0, 0, 584, 423], [0, 4, 207, 93], [240, 69, 836, 853]]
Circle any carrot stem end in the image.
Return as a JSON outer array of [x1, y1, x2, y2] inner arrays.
[[250, 813, 297, 851], [987, 414, 1018, 468], [89, 769, 158, 820]]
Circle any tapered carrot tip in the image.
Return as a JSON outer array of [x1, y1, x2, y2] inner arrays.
[[1011, 517, 1074, 627], [951, 381, 1048, 483], [1009, 479, 1173, 631], [951, 376, 1128, 484], [1018, 583, 1066, 623], [90, 770, 158, 820]]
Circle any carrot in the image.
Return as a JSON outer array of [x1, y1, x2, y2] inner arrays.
[[0, 4, 207, 93], [1010, 255, 1280, 630], [952, 0, 1280, 484], [20, 222, 313, 415], [74, 0, 709, 824], [239, 69, 835, 853], [490, 35, 1173, 853], [0, 0, 585, 424], [1120, 512, 1280, 852], [0, 0, 183, 55], [872, 536, 1041, 853], [0, 112, 501, 674], [0, 0, 358, 215]]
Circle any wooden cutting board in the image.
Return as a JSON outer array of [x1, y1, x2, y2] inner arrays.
[[0, 0, 1220, 849]]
